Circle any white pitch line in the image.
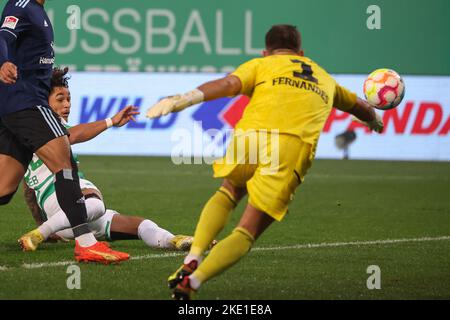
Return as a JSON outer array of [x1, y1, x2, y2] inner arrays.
[[2, 235, 449, 272], [251, 235, 450, 252], [23, 260, 75, 269], [129, 251, 184, 261]]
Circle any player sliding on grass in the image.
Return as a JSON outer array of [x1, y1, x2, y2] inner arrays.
[[146, 24, 384, 299], [0, 0, 130, 264], [19, 67, 196, 254]]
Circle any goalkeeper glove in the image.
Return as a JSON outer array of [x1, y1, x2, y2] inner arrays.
[[146, 89, 204, 119], [351, 112, 384, 133]]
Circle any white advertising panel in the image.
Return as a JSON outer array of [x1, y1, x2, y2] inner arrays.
[[67, 73, 450, 161]]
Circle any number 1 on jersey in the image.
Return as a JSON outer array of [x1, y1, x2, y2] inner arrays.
[[291, 59, 318, 84]]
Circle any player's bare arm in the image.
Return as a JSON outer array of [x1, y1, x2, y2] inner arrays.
[[49, 80, 139, 144], [68, 105, 139, 145], [0, 154, 25, 202]]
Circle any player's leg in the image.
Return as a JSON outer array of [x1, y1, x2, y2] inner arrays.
[[185, 132, 256, 263], [0, 123, 31, 204], [2, 107, 97, 246], [193, 203, 274, 280], [54, 228, 74, 241], [21, 106, 128, 262], [168, 179, 247, 289], [171, 134, 309, 299], [36, 138, 129, 262], [19, 191, 69, 251], [169, 133, 256, 290], [18, 150, 105, 251], [183, 179, 247, 264], [112, 214, 178, 249], [0, 154, 24, 205], [35, 136, 95, 241], [18, 189, 106, 251], [58, 212, 149, 242], [88, 210, 193, 250], [81, 187, 106, 222], [52, 189, 104, 242], [174, 204, 274, 300], [186, 135, 312, 293]]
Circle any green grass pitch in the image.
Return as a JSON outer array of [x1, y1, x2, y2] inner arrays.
[[0, 156, 449, 300]]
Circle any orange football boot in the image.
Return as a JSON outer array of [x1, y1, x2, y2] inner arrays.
[[74, 241, 129, 264], [98, 241, 130, 260]]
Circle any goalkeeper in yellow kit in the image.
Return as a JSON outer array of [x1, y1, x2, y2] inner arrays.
[[146, 25, 383, 300]]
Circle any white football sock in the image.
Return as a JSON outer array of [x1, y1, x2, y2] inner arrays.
[[184, 254, 203, 265], [37, 223, 53, 239], [75, 232, 97, 247], [73, 195, 103, 247], [138, 219, 174, 249], [189, 274, 202, 290], [55, 228, 74, 240], [85, 197, 106, 222], [35, 197, 104, 240], [38, 210, 71, 240]]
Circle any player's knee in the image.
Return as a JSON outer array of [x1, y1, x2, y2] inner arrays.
[[0, 192, 15, 205], [44, 157, 72, 174], [219, 180, 247, 205], [85, 196, 106, 222], [233, 227, 255, 245], [55, 168, 76, 182], [221, 180, 246, 203]]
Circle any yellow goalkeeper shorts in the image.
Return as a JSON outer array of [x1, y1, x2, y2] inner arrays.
[[213, 130, 314, 221]]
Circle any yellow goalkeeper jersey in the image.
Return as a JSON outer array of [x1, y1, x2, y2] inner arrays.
[[231, 54, 357, 146]]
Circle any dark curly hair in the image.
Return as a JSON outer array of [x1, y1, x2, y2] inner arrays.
[[50, 67, 70, 92]]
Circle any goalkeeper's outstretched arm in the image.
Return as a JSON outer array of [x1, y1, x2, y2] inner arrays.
[[197, 75, 242, 101], [346, 98, 384, 133], [146, 75, 242, 119], [334, 83, 383, 133], [347, 97, 377, 123]]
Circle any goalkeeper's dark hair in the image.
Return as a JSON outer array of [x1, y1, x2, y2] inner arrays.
[[265, 24, 301, 52], [50, 67, 70, 93]]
